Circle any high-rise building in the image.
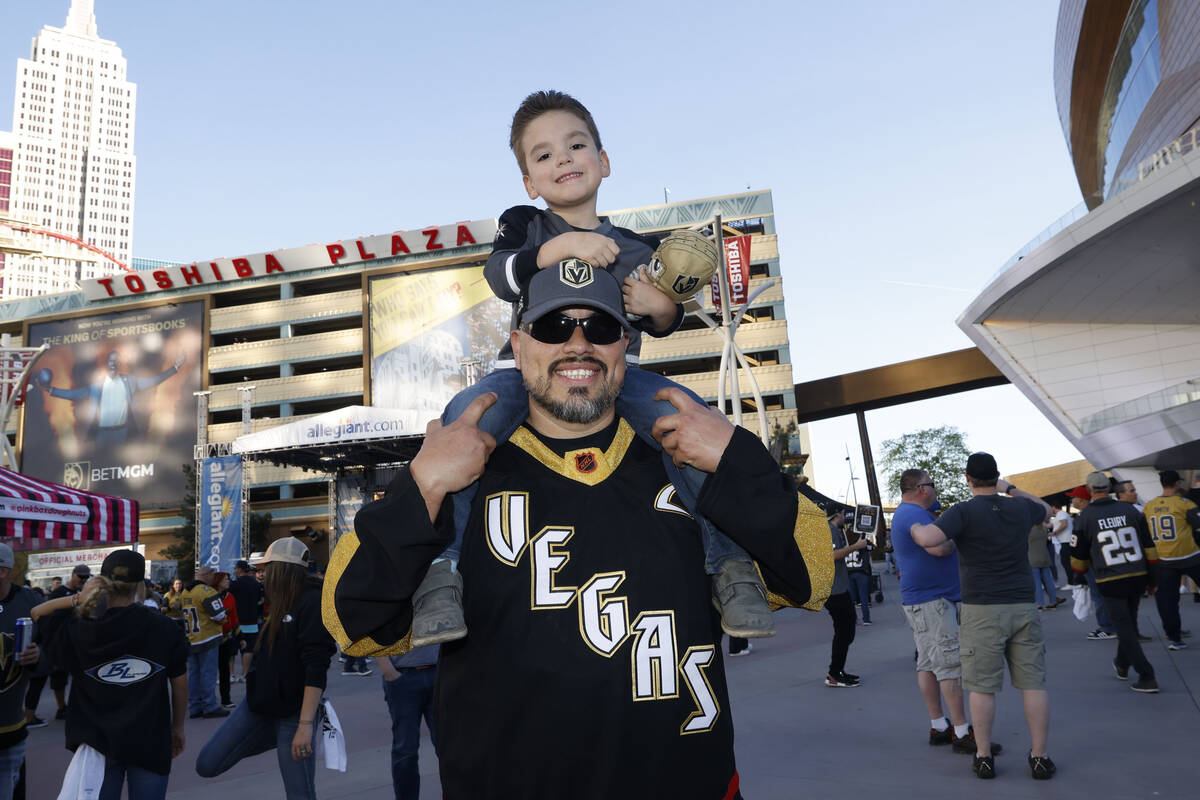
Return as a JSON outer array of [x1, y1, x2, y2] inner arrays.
[[0, 131, 13, 295], [2, 0, 136, 300]]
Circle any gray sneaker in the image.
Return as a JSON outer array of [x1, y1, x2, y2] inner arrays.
[[410, 560, 467, 647], [712, 560, 776, 638]]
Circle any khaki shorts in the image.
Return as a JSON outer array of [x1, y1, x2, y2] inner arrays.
[[902, 597, 961, 680], [959, 603, 1046, 693]]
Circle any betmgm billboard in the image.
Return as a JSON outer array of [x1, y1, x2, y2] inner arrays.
[[369, 265, 509, 421], [20, 301, 204, 507]]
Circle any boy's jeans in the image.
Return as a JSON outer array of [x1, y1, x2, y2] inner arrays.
[[440, 366, 748, 573]]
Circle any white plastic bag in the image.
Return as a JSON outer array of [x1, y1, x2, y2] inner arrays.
[[57, 743, 104, 800], [1072, 584, 1093, 621], [316, 698, 347, 772]]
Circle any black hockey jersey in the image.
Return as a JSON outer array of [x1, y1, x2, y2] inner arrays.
[[324, 421, 832, 800], [1071, 497, 1158, 587]]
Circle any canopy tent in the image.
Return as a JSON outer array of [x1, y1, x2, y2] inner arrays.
[[232, 405, 424, 472], [0, 466, 139, 552]]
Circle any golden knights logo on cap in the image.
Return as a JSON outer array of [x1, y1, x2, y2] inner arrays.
[[559, 258, 594, 288]]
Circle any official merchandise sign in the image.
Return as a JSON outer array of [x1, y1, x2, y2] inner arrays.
[[368, 265, 509, 424], [710, 235, 751, 311], [25, 544, 146, 573], [81, 219, 498, 301], [198, 455, 242, 572]]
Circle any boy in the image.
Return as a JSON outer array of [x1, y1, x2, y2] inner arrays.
[[411, 90, 773, 646]]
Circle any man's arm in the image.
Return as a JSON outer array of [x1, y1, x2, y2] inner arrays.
[[170, 674, 187, 757], [997, 479, 1053, 524], [832, 538, 869, 560], [910, 521, 948, 548]]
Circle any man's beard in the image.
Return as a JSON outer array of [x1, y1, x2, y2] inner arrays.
[[525, 357, 621, 425]]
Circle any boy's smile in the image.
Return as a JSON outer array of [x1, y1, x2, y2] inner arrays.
[[521, 110, 610, 217]]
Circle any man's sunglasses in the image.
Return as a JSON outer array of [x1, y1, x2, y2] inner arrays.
[[523, 312, 625, 345]]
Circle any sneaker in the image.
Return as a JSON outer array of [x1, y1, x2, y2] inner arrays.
[[862, 621, 873, 626], [841, 671, 860, 682], [929, 726, 953, 746], [952, 726, 1003, 755], [728, 642, 754, 658], [410, 560, 468, 648], [25, 716, 48, 729], [1131, 677, 1159, 693], [221, 702, 236, 710], [355, 667, 373, 677], [54, 707, 68, 720], [1167, 640, 1188, 650], [231, 675, 245, 683], [1113, 659, 1128, 680], [203, 707, 231, 718], [972, 755, 995, 779], [1087, 629, 1117, 640], [1029, 753, 1056, 780], [825, 671, 861, 688], [712, 561, 776, 638]]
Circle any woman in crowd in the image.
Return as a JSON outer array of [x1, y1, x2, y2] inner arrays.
[[163, 577, 185, 621], [33, 550, 189, 800], [210, 571, 240, 709], [195, 537, 336, 799]]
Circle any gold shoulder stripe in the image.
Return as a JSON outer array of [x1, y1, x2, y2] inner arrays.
[[765, 491, 835, 612], [509, 419, 636, 486], [322, 530, 413, 658]]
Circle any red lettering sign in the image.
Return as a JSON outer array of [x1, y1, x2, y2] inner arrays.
[[263, 254, 284, 274], [96, 277, 115, 296], [125, 274, 145, 293], [181, 264, 202, 285], [391, 235, 410, 255], [233, 258, 253, 277], [210, 262, 223, 281], [710, 235, 751, 311], [356, 240, 376, 259], [327, 244, 346, 264], [153, 270, 172, 289], [457, 224, 476, 246], [423, 228, 443, 250]]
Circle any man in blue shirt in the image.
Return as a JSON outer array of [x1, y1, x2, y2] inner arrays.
[[892, 468, 993, 757]]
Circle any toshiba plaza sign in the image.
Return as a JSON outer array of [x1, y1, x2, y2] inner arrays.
[[81, 219, 498, 301]]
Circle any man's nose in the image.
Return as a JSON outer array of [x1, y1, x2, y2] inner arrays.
[[562, 324, 592, 352]]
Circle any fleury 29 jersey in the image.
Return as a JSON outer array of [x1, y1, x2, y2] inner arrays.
[[324, 421, 833, 800], [1071, 498, 1158, 585], [1140, 494, 1200, 565]]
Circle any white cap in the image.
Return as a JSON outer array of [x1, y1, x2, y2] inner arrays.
[[252, 537, 310, 568]]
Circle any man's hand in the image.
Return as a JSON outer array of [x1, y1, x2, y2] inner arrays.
[[377, 657, 401, 683], [173, 352, 186, 370], [623, 267, 677, 331], [650, 387, 734, 472], [17, 642, 39, 667], [852, 538, 870, 551], [536, 232, 620, 268], [171, 725, 186, 758], [410, 393, 498, 521]]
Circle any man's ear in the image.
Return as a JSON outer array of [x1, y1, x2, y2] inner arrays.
[[510, 329, 523, 368]]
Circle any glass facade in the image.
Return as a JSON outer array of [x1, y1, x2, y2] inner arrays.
[[1099, 0, 1161, 198]]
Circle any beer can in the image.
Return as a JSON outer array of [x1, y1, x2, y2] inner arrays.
[[14, 617, 33, 656]]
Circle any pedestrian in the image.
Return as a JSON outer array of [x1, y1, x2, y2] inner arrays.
[[1050, 504, 1074, 589], [181, 567, 230, 719], [375, 644, 439, 800], [228, 560, 263, 681], [25, 563, 88, 728], [911, 453, 1056, 781], [1142, 469, 1200, 650], [0, 542, 42, 800], [195, 537, 336, 799], [845, 526, 873, 626], [1029, 523, 1061, 610], [825, 508, 867, 686], [1069, 486, 1121, 640], [1070, 472, 1159, 692], [210, 571, 240, 710], [32, 550, 188, 799]]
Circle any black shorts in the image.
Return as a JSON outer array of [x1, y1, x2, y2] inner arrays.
[[238, 631, 258, 651]]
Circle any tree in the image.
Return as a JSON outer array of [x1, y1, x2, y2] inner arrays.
[[878, 426, 971, 506]]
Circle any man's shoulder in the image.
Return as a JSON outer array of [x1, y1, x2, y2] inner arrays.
[[892, 503, 931, 529]]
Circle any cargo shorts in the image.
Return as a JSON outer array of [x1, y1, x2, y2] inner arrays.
[[902, 596, 961, 680], [959, 603, 1046, 693]]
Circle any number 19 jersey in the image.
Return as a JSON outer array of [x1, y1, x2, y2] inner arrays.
[[1141, 495, 1200, 564], [1071, 497, 1157, 586]]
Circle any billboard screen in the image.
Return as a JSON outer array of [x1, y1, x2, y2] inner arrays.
[[368, 265, 509, 423], [21, 301, 204, 507]]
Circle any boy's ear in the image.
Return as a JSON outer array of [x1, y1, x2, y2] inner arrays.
[[600, 149, 611, 179], [523, 174, 539, 201]]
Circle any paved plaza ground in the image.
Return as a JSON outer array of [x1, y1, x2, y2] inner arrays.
[[25, 570, 1200, 799]]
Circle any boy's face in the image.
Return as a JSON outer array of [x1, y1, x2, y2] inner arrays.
[[521, 110, 610, 211]]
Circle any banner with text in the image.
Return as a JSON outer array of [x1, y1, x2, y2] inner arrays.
[[710, 235, 752, 311], [198, 456, 242, 572]]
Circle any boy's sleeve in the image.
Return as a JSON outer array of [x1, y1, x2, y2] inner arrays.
[[485, 205, 541, 300], [322, 467, 454, 657], [633, 303, 685, 337], [696, 427, 834, 611]]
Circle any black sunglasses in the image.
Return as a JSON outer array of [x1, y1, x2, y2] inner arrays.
[[524, 312, 624, 345]]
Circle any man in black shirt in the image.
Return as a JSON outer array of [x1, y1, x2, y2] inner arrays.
[[229, 559, 264, 680], [0, 542, 42, 800], [25, 563, 89, 727]]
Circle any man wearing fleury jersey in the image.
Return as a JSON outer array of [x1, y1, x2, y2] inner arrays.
[[1141, 470, 1200, 650], [1070, 472, 1159, 692], [323, 266, 833, 800]]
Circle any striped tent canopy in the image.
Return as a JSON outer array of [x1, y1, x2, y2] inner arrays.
[[0, 466, 139, 552]]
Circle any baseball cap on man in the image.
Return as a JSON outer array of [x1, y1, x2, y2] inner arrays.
[[0, 542, 13, 569], [1067, 486, 1091, 499], [519, 261, 634, 336], [253, 536, 310, 568], [72, 564, 91, 578], [965, 452, 999, 481], [234, 559, 257, 572], [101, 549, 145, 582], [1086, 471, 1111, 492]]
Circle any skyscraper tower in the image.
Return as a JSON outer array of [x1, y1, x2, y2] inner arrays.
[[2, 0, 136, 299]]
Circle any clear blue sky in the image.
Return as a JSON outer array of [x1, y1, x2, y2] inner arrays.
[[2, 0, 1088, 502]]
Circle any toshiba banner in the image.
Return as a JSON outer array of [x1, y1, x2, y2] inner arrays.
[[710, 235, 751, 311], [21, 302, 204, 508]]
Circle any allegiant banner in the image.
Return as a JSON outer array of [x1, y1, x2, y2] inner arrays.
[[21, 302, 204, 508], [199, 455, 242, 572]]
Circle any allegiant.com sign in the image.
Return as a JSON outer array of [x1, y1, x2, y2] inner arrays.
[[81, 219, 498, 301]]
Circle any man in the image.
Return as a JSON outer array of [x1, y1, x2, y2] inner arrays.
[[1068, 487, 1120, 641], [49, 577, 62, 594], [324, 265, 833, 799], [0, 543, 42, 799], [1050, 503, 1073, 590], [1142, 470, 1200, 650], [25, 563, 89, 727], [825, 509, 867, 687], [891, 469, 998, 756], [375, 644, 439, 800], [181, 566, 230, 719], [228, 559, 264, 680], [911, 453, 1054, 781], [1116, 480, 1141, 510], [1070, 471, 1158, 691]]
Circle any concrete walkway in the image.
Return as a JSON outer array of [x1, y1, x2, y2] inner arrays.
[[25, 571, 1200, 798]]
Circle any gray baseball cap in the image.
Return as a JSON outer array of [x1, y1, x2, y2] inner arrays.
[[0, 543, 13, 569], [519, 260, 634, 334]]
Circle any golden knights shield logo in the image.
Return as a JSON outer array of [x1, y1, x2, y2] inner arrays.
[[559, 259, 594, 288]]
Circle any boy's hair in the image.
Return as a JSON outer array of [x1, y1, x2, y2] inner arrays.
[[510, 90, 603, 175]]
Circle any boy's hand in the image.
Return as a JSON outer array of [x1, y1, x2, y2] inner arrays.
[[623, 267, 676, 331], [536, 232, 620, 268]]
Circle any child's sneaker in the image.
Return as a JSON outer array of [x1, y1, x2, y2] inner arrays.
[[411, 560, 467, 647], [711, 560, 775, 638]]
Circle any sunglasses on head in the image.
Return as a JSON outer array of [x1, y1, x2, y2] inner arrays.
[[523, 311, 625, 345]]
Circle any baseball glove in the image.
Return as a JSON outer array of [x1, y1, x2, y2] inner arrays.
[[644, 230, 719, 303]]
